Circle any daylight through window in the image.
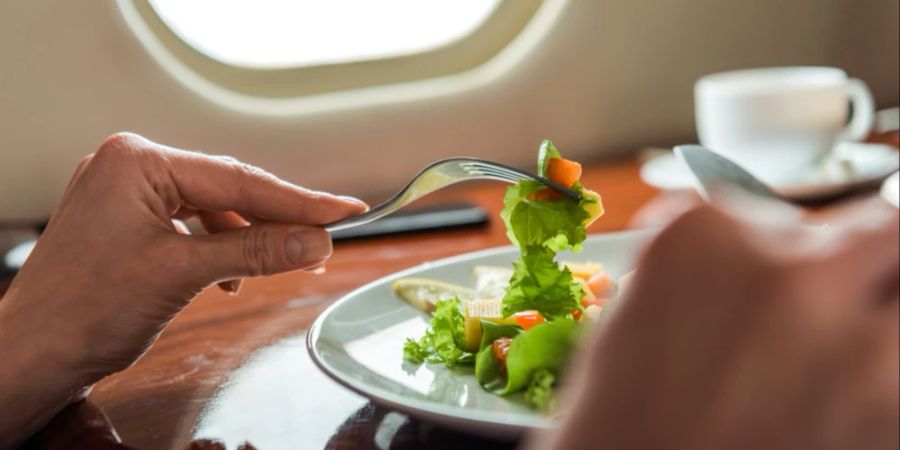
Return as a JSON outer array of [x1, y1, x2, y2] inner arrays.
[[148, 0, 502, 69]]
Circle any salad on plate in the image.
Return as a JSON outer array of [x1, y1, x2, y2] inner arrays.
[[397, 140, 623, 411]]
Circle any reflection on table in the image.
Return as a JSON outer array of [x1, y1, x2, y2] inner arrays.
[[23, 333, 520, 450]]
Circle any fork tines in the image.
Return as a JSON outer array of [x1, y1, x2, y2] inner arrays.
[[458, 160, 580, 200], [459, 161, 529, 183]]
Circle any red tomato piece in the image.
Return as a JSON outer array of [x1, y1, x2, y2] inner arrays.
[[514, 310, 545, 330], [492, 337, 512, 365], [572, 308, 583, 321]]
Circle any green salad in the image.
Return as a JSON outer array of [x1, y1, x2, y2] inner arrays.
[[400, 140, 607, 410]]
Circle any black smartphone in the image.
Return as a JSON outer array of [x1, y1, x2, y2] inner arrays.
[[330, 202, 489, 241]]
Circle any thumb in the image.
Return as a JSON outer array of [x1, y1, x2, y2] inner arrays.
[[183, 223, 332, 284]]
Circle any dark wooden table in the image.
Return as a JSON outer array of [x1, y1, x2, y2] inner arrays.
[[11, 158, 664, 449]]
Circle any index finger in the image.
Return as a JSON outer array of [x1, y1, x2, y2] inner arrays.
[[148, 137, 368, 225]]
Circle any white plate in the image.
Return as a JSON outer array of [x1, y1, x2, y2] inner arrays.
[[642, 142, 899, 200], [307, 230, 654, 440]]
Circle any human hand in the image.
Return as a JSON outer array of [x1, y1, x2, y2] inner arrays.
[[0, 133, 366, 446], [529, 197, 899, 450]]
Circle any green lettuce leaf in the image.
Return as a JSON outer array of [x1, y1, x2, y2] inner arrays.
[[499, 141, 595, 320], [537, 139, 561, 178], [499, 179, 544, 249], [501, 245, 584, 319], [474, 319, 580, 399], [524, 368, 556, 411], [500, 181, 590, 252], [503, 319, 580, 393], [403, 297, 473, 366]]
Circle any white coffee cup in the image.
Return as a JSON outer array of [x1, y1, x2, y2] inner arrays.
[[695, 66, 874, 185]]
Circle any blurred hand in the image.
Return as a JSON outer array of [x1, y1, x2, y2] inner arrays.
[[0, 133, 367, 447], [529, 197, 899, 450]]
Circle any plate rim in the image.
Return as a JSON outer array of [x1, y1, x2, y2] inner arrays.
[[306, 229, 654, 438]]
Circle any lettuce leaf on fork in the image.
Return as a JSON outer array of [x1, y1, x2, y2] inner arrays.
[[500, 180, 590, 252], [499, 140, 596, 319]]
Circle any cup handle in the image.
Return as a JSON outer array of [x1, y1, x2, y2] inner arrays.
[[838, 77, 875, 142]]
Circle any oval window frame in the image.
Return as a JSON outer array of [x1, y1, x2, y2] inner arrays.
[[119, 0, 544, 99]]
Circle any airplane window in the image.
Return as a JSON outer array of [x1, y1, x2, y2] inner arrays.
[[147, 0, 502, 69]]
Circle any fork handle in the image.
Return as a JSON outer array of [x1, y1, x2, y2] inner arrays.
[[324, 198, 406, 232]]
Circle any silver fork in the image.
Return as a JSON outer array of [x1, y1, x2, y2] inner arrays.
[[323, 157, 581, 232]]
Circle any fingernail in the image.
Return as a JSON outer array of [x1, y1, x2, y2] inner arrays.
[[285, 231, 332, 267], [306, 263, 327, 274], [338, 195, 370, 212]]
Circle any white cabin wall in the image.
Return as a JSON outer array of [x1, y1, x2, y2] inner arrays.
[[0, 0, 897, 220]]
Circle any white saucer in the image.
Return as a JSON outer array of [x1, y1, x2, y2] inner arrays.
[[641, 142, 899, 201], [882, 171, 899, 207]]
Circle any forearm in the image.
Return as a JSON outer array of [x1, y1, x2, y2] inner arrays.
[[0, 291, 90, 449]]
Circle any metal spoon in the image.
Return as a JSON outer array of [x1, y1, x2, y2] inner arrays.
[[674, 145, 783, 202]]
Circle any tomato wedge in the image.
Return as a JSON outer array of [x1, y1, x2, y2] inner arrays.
[[492, 337, 512, 372], [514, 310, 545, 330]]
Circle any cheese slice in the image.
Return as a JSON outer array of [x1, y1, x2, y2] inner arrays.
[[463, 298, 517, 352]]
